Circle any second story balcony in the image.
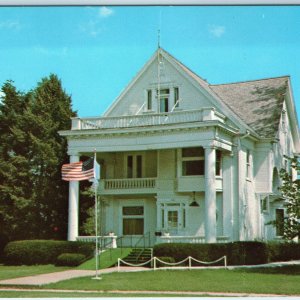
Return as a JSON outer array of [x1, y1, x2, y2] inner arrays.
[[99, 177, 157, 195], [71, 108, 226, 131]]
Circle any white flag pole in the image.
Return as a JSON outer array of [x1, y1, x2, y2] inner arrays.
[[92, 150, 101, 280]]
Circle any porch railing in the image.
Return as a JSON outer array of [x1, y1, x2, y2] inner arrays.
[[71, 108, 226, 130], [103, 178, 156, 190], [157, 235, 229, 244]]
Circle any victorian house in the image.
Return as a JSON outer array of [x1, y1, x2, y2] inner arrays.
[[59, 48, 300, 246]]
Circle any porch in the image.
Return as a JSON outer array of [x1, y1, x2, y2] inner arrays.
[[98, 176, 223, 195]]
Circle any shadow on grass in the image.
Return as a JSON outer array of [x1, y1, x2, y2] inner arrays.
[[234, 265, 300, 275]]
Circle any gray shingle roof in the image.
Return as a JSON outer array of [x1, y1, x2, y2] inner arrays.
[[209, 77, 289, 138], [161, 48, 288, 138]]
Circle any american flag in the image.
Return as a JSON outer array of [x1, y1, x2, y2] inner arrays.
[[61, 158, 94, 181]]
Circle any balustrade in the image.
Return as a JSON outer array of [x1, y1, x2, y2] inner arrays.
[[72, 108, 226, 130], [103, 178, 156, 190]]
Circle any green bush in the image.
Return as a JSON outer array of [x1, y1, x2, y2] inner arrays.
[[228, 241, 268, 265], [3, 240, 94, 265], [154, 242, 269, 266], [0, 234, 9, 263], [56, 253, 86, 266], [156, 256, 176, 267], [154, 243, 228, 266], [267, 242, 300, 262]]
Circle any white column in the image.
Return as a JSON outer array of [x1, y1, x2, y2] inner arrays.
[[68, 154, 80, 241], [204, 146, 217, 243]]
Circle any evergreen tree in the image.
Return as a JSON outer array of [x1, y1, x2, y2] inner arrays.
[[25, 74, 77, 239], [0, 75, 76, 240], [0, 81, 33, 240]]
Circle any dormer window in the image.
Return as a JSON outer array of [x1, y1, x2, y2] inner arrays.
[[174, 87, 179, 108], [158, 88, 170, 113], [147, 90, 152, 110]]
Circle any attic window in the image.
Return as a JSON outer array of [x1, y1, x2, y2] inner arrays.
[[174, 87, 179, 108], [147, 90, 152, 110]]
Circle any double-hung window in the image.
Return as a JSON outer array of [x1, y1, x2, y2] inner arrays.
[[122, 206, 144, 235]]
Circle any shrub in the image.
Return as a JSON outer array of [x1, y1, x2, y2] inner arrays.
[[56, 253, 86, 266], [267, 242, 300, 262], [154, 241, 268, 266], [228, 241, 268, 265], [0, 234, 9, 263], [3, 240, 94, 265], [154, 243, 228, 266], [155, 256, 176, 267]]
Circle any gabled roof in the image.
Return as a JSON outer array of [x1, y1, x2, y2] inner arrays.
[[104, 47, 299, 146], [209, 76, 289, 138]]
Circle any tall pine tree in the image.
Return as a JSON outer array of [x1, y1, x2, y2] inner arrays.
[[0, 75, 76, 240]]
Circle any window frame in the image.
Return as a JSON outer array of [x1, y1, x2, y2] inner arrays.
[[122, 205, 144, 236], [181, 147, 205, 176]]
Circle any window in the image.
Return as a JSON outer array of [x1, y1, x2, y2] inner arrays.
[[275, 209, 284, 236], [158, 88, 170, 113], [127, 154, 142, 178], [182, 147, 204, 176], [260, 195, 269, 213], [147, 90, 152, 110], [246, 149, 251, 179], [216, 150, 222, 176], [122, 206, 144, 235], [174, 87, 179, 108], [281, 110, 286, 132]]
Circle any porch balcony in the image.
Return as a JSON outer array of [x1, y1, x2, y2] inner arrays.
[[71, 108, 226, 130], [99, 177, 157, 195]]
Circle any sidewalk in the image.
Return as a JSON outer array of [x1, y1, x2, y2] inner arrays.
[[0, 260, 299, 286], [0, 266, 150, 286]]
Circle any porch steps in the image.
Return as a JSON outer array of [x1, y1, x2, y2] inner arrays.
[[122, 248, 153, 266]]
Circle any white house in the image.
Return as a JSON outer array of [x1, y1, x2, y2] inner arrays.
[[59, 48, 300, 246]]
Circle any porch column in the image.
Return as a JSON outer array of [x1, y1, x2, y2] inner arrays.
[[68, 154, 80, 241], [204, 146, 217, 243]]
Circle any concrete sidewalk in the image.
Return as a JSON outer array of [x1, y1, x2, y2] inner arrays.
[[0, 260, 299, 286], [0, 266, 150, 286]]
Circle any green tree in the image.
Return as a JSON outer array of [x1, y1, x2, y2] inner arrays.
[[0, 81, 33, 240], [25, 74, 77, 239], [275, 157, 300, 241], [0, 75, 76, 240]]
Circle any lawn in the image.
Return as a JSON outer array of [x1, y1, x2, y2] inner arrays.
[[0, 265, 69, 280], [43, 267, 300, 295], [78, 248, 132, 270]]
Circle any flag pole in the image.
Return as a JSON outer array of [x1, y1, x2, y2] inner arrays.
[[92, 149, 101, 280]]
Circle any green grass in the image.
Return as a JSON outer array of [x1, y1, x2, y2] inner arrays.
[[0, 290, 197, 297], [78, 248, 132, 270], [44, 268, 300, 295], [0, 265, 69, 280]]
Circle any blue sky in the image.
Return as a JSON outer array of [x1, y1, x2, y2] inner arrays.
[[0, 6, 300, 123]]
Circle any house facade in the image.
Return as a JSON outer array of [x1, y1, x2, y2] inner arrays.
[[59, 48, 300, 246]]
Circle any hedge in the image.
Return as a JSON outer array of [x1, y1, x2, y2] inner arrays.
[[56, 253, 86, 267], [0, 234, 9, 263], [3, 240, 94, 265], [153, 241, 269, 266], [267, 242, 300, 262]]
